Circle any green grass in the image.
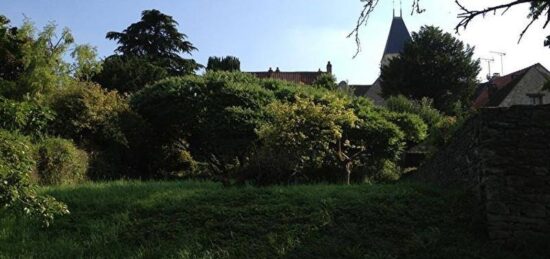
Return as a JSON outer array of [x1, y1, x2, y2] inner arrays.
[[0, 181, 543, 258]]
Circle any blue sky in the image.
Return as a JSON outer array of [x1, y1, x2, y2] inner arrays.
[[1, 0, 549, 84]]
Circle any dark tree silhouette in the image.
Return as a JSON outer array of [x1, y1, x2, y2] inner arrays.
[[380, 26, 481, 115], [106, 9, 200, 75], [96, 10, 201, 93], [0, 16, 24, 81], [206, 56, 241, 72]]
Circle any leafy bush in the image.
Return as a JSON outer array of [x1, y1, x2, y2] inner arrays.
[[313, 73, 338, 90], [48, 82, 127, 143], [131, 72, 413, 184], [0, 130, 68, 226], [0, 97, 55, 137], [429, 116, 461, 146], [252, 96, 357, 184], [36, 138, 88, 185], [48, 82, 148, 179], [381, 111, 428, 146], [132, 72, 274, 176], [386, 95, 444, 130]]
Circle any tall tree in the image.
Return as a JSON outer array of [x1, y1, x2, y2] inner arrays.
[[350, 1, 550, 56], [106, 9, 201, 76], [0, 17, 77, 99], [380, 26, 480, 115], [206, 56, 241, 72], [0, 16, 24, 81], [95, 10, 201, 93]]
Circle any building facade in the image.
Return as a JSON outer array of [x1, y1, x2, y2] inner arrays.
[[473, 63, 550, 108]]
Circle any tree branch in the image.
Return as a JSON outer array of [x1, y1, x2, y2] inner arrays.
[[455, 0, 549, 43]]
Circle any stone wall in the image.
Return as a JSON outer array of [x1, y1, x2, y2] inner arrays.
[[416, 104, 550, 246]]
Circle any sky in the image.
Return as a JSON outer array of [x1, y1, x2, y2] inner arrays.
[[0, 0, 549, 84]]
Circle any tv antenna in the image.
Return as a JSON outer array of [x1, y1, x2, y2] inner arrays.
[[481, 57, 495, 81], [490, 51, 506, 75]]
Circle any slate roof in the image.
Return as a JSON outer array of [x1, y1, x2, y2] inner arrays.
[[383, 17, 412, 56], [472, 64, 540, 108]]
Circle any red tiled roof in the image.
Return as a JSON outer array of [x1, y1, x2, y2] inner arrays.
[[472, 64, 537, 109], [248, 71, 325, 85]]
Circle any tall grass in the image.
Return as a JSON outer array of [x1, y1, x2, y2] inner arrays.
[[0, 181, 544, 258]]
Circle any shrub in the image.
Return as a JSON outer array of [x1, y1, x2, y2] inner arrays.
[[0, 97, 55, 137], [132, 72, 412, 184], [131, 72, 274, 176], [429, 116, 461, 146], [48, 82, 128, 143], [48, 82, 148, 179], [313, 73, 338, 90], [381, 111, 428, 146], [386, 95, 444, 130], [252, 96, 357, 184], [0, 130, 68, 225], [36, 138, 88, 185]]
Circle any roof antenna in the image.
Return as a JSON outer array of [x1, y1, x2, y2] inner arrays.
[[490, 51, 507, 75]]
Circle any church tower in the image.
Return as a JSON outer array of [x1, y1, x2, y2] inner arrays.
[[380, 7, 411, 67], [363, 3, 412, 106]]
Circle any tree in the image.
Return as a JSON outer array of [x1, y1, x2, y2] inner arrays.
[[93, 55, 169, 93], [380, 26, 481, 114], [106, 9, 201, 76], [350, 0, 550, 56], [70, 44, 102, 81], [0, 18, 75, 99], [313, 73, 338, 90], [207, 56, 241, 72], [0, 16, 25, 81], [95, 9, 201, 93]]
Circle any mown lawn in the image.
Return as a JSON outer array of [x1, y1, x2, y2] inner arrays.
[[0, 181, 544, 258]]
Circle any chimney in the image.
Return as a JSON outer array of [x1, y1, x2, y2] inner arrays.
[[275, 67, 280, 73], [268, 67, 273, 73], [326, 61, 333, 74]]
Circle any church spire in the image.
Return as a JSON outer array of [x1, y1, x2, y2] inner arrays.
[[381, 13, 411, 66], [393, 0, 403, 17]]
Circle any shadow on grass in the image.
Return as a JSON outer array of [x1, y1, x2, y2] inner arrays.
[[0, 181, 546, 258]]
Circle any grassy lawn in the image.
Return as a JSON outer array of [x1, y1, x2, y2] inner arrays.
[[0, 181, 543, 258]]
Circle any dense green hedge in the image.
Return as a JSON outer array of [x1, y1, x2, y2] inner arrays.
[[131, 72, 427, 184]]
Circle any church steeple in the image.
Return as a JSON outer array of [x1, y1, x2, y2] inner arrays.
[[381, 11, 411, 66]]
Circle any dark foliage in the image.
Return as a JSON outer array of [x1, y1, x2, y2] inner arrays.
[[380, 26, 480, 114], [0, 16, 24, 81], [207, 56, 241, 72], [105, 9, 201, 76], [93, 55, 169, 93]]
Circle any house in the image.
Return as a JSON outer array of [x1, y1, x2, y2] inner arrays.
[[247, 62, 332, 85], [473, 63, 550, 108], [349, 13, 412, 105]]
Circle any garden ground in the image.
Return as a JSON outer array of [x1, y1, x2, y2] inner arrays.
[[0, 181, 546, 258]]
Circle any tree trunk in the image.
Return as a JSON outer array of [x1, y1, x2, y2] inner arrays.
[[345, 162, 352, 185]]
